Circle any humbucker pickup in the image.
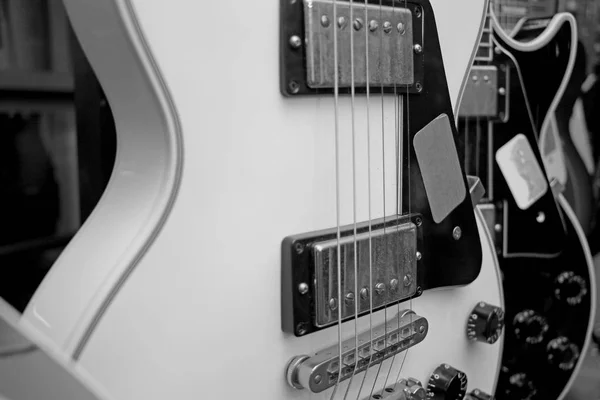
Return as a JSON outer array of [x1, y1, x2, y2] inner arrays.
[[281, 0, 425, 95], [281, 214, 423, 336], [458, 65, 509, 119]]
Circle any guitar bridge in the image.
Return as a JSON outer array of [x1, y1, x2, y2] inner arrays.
[[286, 310, 428, 393]]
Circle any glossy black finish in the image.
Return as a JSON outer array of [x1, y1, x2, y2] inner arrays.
[[553, 42, 594, 235], [458, 15, 593, 400], [281, 0, 482, 336]]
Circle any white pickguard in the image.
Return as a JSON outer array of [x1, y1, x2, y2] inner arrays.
[[14, 0, 502, 399]]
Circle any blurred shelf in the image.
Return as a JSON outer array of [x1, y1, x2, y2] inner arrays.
[[0, 70, 73, 94]]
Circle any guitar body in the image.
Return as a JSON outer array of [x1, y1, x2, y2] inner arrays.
[[513, 23, 596, 236], [14, 1, 505, 399], [469, 13, 596, 400]]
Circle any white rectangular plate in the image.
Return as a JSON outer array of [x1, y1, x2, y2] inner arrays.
[[495, 133, 548, 210]]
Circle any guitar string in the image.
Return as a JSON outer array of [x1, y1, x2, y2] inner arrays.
[[377, 2, 402, 397], [381, 0, 413, 393], [391, 0, 413, 390], [342, 0, 362, 396], [366, 0, 387, 397], [331, 0, 344, 397], [354, 0, 376, 398]]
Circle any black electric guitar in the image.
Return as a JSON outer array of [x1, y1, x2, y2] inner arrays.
[[458, 10, 596, 400], [494, 0, 597, 236]]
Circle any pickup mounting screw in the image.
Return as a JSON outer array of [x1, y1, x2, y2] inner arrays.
[[345, 292, 355, 305], [353, 18, 363, 31], [397, 22, 405, 34], [536, 212, 546, 223], [321, 15, 330, 27], [416, 251, 422, 261], [453, 226, 462, 240], [296, 322, 308, 336], [415, 216, 422, 226], [414, 44, 422, 54], [404, 274, 413, 287], [415, 6, 422, 17], [298, 282, 309, 295], [329, 298, 338, 310], [369, 20, 379, 32], [415, 82, 423, 92], [289, 35, 302, 49], [390, 278, 399, 291], [495, 224, 502, 232], [360, 287, 370, 300], [499, 87, 506, 95], [375, 283, 386, 295], [288, 80, 300, 94], [294, 242, 304, 254], [338, 16, 348, 29], [383, 21, 392, 34]]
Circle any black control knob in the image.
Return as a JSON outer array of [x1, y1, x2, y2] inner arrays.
[[547, 336, 580, 371], [467, 302, 505, 344], [465, 389, 492, 400], [513, 309, 549, 344], [554, 271, 588, 305], [504, 372, 536, 400], [427, 364, 467, 400]]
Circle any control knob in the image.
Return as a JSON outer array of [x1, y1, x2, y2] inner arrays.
[[503, 372, 536, 400], [554, 271, 588, 305], [427, 364, 467, 400], [547, 336, 580, 371], [465, 389, 492, 400], [513, 309, 548, 344], [467, 302, 504, 344]]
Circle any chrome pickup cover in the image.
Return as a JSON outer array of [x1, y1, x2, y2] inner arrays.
[[303, 0, 414, 88], [287, 311, 428, 393], [314, 222, 418, 327], [459, 66, 498, 117]]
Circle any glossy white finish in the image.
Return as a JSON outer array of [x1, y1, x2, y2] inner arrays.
[[0, 299, 109, 400], [22, 0, 503, 399], [77, 206, 502, 400], [24, 0, 488, 355]]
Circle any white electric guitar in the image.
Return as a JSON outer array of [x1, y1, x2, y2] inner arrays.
[[2, 1, 504, 399]]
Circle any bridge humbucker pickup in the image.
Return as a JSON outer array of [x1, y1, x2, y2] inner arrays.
[[314, 222, 418, 327], [281, 214, 423, 337], [286, 311, 428, 393]]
